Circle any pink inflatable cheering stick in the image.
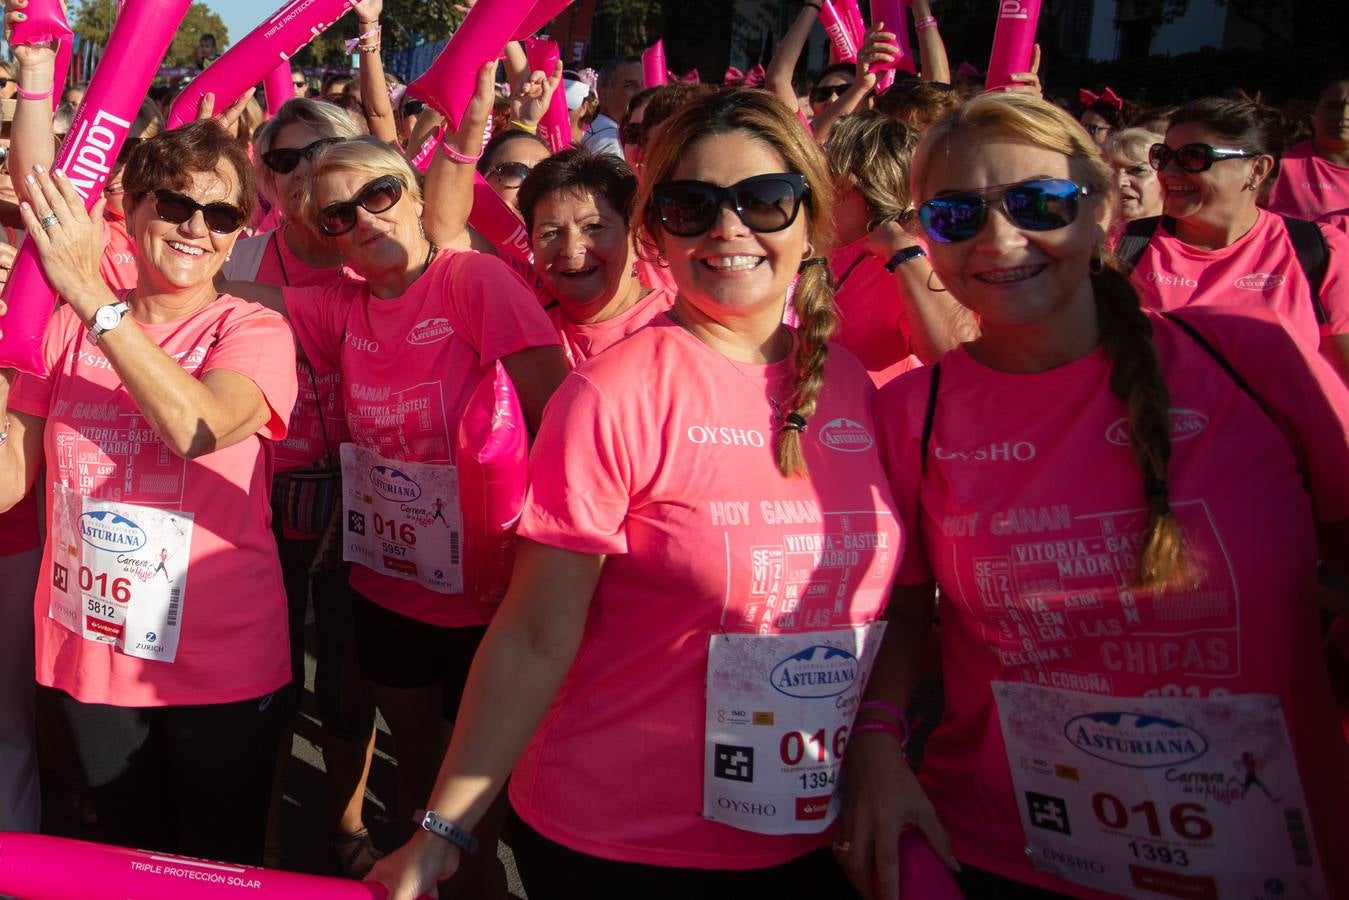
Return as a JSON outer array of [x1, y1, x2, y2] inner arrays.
[[471, 171, 533, 266], [819, 0, 858, 63], [984, 0, 1042, 91], [407, 0, 532, 129], [839, 0, 866, 50], [0, 0, 190, 374], [642, 39, 667, 88], [513, 0, 575, 41], [870, 0, 916, 76], [0, 833, 394, 899], [263, 61, 296, 115], [457, 360, 528, 610], [7, 0, 72, 110], [167, 0, 358, 128], [524, 38, 572, 153], [875, 830, 963, 899]]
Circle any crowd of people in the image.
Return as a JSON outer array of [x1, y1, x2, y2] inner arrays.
[[0, 0, 1347, 898]]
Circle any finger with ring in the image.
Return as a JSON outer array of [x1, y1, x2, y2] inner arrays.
[[39, 213, 60, 229]]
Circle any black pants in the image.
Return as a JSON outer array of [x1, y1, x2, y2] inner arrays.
[[52, 685, 291, 865], [508, 808, 862, 900]]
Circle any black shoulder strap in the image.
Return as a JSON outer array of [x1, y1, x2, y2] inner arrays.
[[1161, 312, 1273, 423], [920, 363, 941, 476], [1280, 216, 1329, 325], [1114, 216, 1163, 272]]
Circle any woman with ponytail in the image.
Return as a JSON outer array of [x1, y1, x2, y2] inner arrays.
[[370, 89, 902, 899], [840, 92, 1349, 898]]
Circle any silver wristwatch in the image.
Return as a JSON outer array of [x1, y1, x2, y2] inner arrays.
[[415, 808, 480, 854], [89, 301, 130, 343]]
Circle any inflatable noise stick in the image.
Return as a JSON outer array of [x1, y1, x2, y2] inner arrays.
[[0, 0, 192, 374], [985, 0, 1042, 91], [167, 0, 359, 128], [8, 0, 73, 110], [523, 37, 571, 153], [512, 0, 575, 41], [642, 39, 667, 88], [819, 0, 859, 63], [406, 0, 533, 129], [263, 61, 296, 115]]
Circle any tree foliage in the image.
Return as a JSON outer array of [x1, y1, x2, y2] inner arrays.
[[71, 0, 227, 66], [598, 0, 661, 57]]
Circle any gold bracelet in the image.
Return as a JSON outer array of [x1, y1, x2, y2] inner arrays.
[[508, 119, 538, 134]]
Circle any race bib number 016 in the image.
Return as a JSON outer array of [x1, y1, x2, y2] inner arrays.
[[993, 682, 1326, 898], [704, 624, 885, 835], [340, 444, 463, 594], [49, 484, 193, 663]]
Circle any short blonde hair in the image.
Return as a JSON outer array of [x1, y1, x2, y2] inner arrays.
[[825, 111, 919, 231], [1105, 127, 1164, 166], [252, 97, 364, 206], [303, 136, 423, 229]]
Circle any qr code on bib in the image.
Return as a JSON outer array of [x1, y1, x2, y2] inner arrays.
[[713, 744, 754, 782]]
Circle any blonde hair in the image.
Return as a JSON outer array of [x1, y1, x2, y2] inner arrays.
[[825, 110, 919, 231], [303, 136, 423, 231], [252, 97, 364, 206], [914, 93, 1193, 590], [1105, 127, 1164, 167], [635, 89, 836, 479]]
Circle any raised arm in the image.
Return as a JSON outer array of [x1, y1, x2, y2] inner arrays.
[[811, 24, 898, 144], [353, 0, 398, 143], [910, 0, 950, 84], [867, 221, 977, 362], [3, 7, 58, 204], [766, 3, 822, 111], [422, 61, 496, 248]]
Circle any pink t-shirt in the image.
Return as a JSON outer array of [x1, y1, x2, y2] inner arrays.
[[828, 237, 922, 387], [1320, 210, 1349, 236], [512, 319, 902, 869], [99, 218, 137, 292], [231, 229, 353, 478], [1128, 209, 1349, 347], [284, 249, 561, 627], [8, 297, 298, 707], [547, 286, 674, 368], [874, 307, 1349, 893], [1266, 140, 1349, 221]]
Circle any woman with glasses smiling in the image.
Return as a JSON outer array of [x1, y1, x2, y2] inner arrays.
[[370, 88, 900, 900], [1122, 97, 1349, 382], [843, 91, 1349, 898], [477, 128, 550, 214], [0, 121, 300, 865]]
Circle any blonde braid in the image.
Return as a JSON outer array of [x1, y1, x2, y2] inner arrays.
[[777, 259, 838, 478]]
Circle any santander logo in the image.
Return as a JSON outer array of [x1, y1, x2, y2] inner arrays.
[[1105, 408, 1209, 446], [1233, 273, 1284, 291], [818, 417, 874, 452]]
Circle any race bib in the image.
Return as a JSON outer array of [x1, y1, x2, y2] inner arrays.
[[48, 484, 194, 663], [993, 682, 1326, 898], [339, 444, 463, 594], [704, 623, 886, 835]]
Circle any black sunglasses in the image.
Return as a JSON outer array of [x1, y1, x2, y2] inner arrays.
[[401, 99, 425, 116], [653, 174, 807, 237], [621, 122, 642, 145], [918, 178, 1091, 244], [486, 161, 532, 187], [262, 137, 344, 174], [809, 83, 849, 105], [317, 175, 404, 236], [1083, 123, 1112, 138], [149, 188, 247, 234], [1148, 142, 1259, 173]]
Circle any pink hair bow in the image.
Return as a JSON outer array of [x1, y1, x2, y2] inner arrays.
[[722, 64, 764, 87], [1079, 86, 1124, 111], [669, 68, 700, 83]]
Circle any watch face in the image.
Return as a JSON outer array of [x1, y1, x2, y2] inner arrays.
[[95, 305, 122, 330]]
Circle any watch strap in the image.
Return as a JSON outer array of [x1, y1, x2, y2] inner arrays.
[[884, 245, 927, 272], [415, 809, 480, 854]]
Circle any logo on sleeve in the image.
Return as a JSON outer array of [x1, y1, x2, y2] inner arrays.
[[818, 417, 874, 452], [1234, 273, 1285, 291], [407, 317, 455, 345], [1105, 409, 1208, 446]]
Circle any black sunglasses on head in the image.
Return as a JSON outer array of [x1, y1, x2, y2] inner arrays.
[[262, 137, 344, 174], [918, 178, 1091, 244], [653, 173, 807, 237], [1149, 142, 1258, 173], [809, 83, 849, 105], [486, 161, 532, 187], [149, 188, 247, 234], [318, 175, 405, 236]]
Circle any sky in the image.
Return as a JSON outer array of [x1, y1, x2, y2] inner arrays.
[[203, 0, 281, 48]]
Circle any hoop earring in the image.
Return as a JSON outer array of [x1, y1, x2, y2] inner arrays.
[[926, 269, 948, 293], [1089, 244, 1105, 275]]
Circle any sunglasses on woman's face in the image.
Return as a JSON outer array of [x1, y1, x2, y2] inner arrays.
[[293, 78, 307, 89], [486, 161, 532, 188], [809, 83, 849, 105], [318, 175, 405, 236], [1083, 123, 1112, 138], [150, 188, 246, 234], [1148, 142, 1258, 173], [918, 178, 1091, 244], [262, 137, 344, 174], [401, 100, 425, 117], [653, 173, 807, 237]]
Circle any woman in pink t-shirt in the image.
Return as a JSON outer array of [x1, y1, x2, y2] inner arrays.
[[846, 92, 1349, 898], [370, 88, 903, 900], [1126, 97, 1349, 382], [1266, 75, 1349, 221], [823, 111, 975, 386], [0, 122, 298, 865], [516, 148, 674, 367]]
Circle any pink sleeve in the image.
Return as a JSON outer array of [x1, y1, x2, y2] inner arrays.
[[7, 306, 77, 418], [873, 368, 935, 585], [1316, 223, 1349, 336], [1173, 307, 1349, 523], [204, 305, 300, 442], [444, 252, 562, 363], [282, 283, 352, 374], [517, 372, 632, 555]]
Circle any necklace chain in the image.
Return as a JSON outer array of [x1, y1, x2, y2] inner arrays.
[[666, 307, 790, 422]]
